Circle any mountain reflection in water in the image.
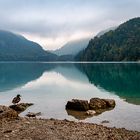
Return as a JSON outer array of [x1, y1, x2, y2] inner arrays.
[[0, 62, 139, 105], [76, 63, 140, 105]]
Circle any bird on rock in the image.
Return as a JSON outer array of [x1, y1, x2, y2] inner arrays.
[[12, 94, 21, 104]]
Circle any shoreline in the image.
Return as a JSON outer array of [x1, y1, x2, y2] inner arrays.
[[0, 117, 140, 140], [0, 61, 140, 64]]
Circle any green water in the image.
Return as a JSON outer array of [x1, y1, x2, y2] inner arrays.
[[0, 62, 140, 131]]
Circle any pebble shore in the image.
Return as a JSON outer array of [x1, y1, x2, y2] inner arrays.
[[0, 117, 140, 140]]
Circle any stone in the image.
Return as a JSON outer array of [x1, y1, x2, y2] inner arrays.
[[66, 99, 89, 111], [103, 99, 116, 108], [0, 105, 18, 119], [66, 98, 116, 119], [101, 120, 110, 124], [89, 98, 116, 110], [86, 110, 96, 116], [26, 112, 41, 118], [89, 98, 107, 110], [9, 103, 34, 113], [3, 130, 13, 133]]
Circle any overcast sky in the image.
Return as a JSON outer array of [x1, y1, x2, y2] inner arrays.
[[0, 0, 140, 50]]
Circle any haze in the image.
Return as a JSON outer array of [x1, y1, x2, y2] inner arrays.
[[0, 0, 140, 50]]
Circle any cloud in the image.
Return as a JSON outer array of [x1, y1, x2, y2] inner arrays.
[[0, 0, 140, 50]]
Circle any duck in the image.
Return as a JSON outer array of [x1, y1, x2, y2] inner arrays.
[[12, 94, 21, 104]]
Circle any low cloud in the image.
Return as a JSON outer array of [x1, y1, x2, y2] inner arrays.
[[0, 0, 140, 50]]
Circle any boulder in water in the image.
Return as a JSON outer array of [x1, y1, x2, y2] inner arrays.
[[66, 99, 89, 111], [89, 98, 115, 110]]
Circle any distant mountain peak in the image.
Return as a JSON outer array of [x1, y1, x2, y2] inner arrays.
[[52, 38, 90, 56]]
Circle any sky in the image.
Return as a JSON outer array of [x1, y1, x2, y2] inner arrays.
[[0, 0, 140, 50]]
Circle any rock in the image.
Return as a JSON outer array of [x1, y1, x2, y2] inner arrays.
[[66, 98, 116, 120], [103, 99, 116, 108], [9, 103, 33, 113], [0, 105, 18, 119], [26, 112, 41, 118], [86, 110, 96, 116], [3, 130, 13, 133], [66, 99, 89, 111], [101, 120, 110, 124], [89, 98, 115, 110], [89, 98, 107, 110]]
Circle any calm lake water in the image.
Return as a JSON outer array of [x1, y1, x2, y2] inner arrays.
[[0, 62, 140, 131]]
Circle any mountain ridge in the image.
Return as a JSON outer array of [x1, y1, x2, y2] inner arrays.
[[0, 30, 57, 61], [76, 17, 140, 61]]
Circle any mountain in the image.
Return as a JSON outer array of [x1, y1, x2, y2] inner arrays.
[[96, 27, 117, 37], [0, 30, 57, 61], [76, 17, 140, 61], [53, 38, 90, 56]]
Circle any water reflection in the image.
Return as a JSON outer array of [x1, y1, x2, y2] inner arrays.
[[0, 62, 140, 105], [0, 63, 55, 92], [66, 108, 115, 120], [76, 63, 140, 105], [66, 110, 93, 120]]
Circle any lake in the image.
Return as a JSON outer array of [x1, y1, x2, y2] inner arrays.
[[0, 62, 140, 131]]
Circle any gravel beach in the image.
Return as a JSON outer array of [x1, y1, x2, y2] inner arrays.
[[0, 117, 140, 140]]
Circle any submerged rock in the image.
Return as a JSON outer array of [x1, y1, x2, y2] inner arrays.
[[0, 105, 18, 119], [66, 99, 89, 111], [26, 112, 41, 118], [101, 120, 110, 124], [9, 103, 34, 113], [86, 110, 96, 116]]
